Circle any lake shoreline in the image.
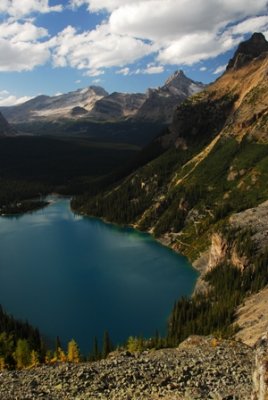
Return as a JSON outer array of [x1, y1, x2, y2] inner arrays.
[[0, 196, 197, 352]]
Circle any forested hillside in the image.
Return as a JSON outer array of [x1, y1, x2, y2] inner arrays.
[[72, 33, 268, 343]]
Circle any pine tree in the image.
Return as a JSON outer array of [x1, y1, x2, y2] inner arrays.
[[89, 336, 100, 361], [102, 331, 112, 359]]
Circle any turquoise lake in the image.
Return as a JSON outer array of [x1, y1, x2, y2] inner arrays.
[[0, 197, 198, 353]]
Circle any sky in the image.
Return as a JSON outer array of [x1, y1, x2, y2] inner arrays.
[[0, 0, 267, 106]]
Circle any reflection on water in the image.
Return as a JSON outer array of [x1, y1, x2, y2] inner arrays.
[[0, 196, 198, 352]]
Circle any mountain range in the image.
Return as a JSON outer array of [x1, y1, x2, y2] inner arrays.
[[0, 71, 204, 125]]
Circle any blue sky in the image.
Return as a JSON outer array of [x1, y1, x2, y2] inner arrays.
[[0, 0, 267, 105]]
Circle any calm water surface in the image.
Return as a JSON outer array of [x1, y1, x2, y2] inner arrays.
[[0, 197, 198, 352]]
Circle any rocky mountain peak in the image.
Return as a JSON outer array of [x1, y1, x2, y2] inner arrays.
[[164, 69, 187, 86], [227, 32, 268, 70]]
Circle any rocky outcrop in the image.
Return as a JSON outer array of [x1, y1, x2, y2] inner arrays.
[[0, 336, 253, 399], [235, 287, 268, 347], [230, 201, 268, 254], [252, 333, 268, 400], [0, 112, 16, 136], [207, 232, 228, 271], [227, 33, 268, 71]]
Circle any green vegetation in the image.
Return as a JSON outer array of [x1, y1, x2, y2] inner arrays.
[[168, 247, 268, 345], [0, 305, 117, 369], [0, 305, 43, 369]]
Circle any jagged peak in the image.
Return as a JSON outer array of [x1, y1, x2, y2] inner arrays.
[[227, 32, 268, 71], [164, 70, 189, 86]]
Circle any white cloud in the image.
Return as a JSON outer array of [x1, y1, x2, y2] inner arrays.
[[67, 0, 268, 73], [0, 21, 50, 72], [116, 64, 164, 75], [230, 15, 268, 35], [0, 0, 267, 76], [200, 66, 207, 71], [70, 0, 134, 12], [109, 0, 268, 42], [0, 0, 62, 17], [83, 69, 105, 77], [213, 64, 227, 75], [51, 24, 154, 74], [0, 90, 33, 106], [116, 67, 130, 75], [157, 31, 241, 65], [75, 79, 81, 83], [0, 21, 48, 42], [134, 65, 164, 74], [0, 39, 50, 71], [92, 78, 102, 84], [142, 65, 164, 74]]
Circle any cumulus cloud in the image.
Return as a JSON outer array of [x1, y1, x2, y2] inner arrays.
[[0, 21, 48, 42], [51, 24, 154, 75], [0, 90, 33, 106], [109, 0, 268, 42], [0, 0, 62, 17], [66, 0, 268, 73], [0, 20, 50, 71], [1, 0, 268, 76]]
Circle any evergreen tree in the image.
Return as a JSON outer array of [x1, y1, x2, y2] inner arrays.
[[102, 331, 112, 359], [89, 336, 100, 361]]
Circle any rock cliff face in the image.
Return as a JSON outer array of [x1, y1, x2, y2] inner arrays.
[[227, 32, 268, 70]]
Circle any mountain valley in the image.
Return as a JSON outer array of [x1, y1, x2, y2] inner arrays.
[[0, 31, 268, 400]]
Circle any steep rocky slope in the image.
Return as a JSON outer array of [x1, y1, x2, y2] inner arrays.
[[89, 92, 146, 121], [0, 336, 254, 400], [0, 86, 108, 123]]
